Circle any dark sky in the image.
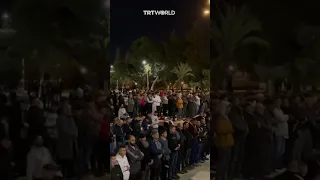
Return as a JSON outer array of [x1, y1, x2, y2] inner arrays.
[[110, 0, 204, 61], [0, 0, 13, 14]]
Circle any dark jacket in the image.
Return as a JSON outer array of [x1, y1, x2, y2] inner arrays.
[[149, 139, 164, 168], [229, 106, 248, 135], [122, 123, 132, 140], [188, 123, 198, 139], [138, 141, 152, 170], [131, 119, 141, 138], [183, 129, 193, 149], [176, 129, 185, 148], [110, 164, 123, 180], [27, 106, 45, 138], [125, 144, 143, 175], [0, 145, 14, 180], [113, 124, 125, 143], [167, 132, 179, 152]]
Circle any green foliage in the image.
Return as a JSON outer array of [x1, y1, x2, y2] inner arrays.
[[5, 0, 109, 88], [212, 5, 269, 70], [171, 62, 194, 86]]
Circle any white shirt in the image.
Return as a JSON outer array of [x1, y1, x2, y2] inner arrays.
[[195, 96, 201, 106], [151, 114, 159, 129], [153, 95, 161, 106], [27, 147, 53, 180], [118, 108, 127, 119], [273, 108, 289, 138], [116, 154, 130, 180]]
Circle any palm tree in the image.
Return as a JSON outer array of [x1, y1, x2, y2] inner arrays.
[[200, 69, 210, 89], [171, 62, 194, 87], [212, 5, 269, 88]]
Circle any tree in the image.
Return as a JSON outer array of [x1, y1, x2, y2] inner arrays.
[[11, 0, 109, 89], [127, 37, 165, 90], [200, 69, 210, 89], [171, 62, 194, 87], [212, 5, 269, 88], [150, 62, 165, 90], [185, 18, 210, 78]]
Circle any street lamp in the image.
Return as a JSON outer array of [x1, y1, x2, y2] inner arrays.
[[142, 60, 147, 65]]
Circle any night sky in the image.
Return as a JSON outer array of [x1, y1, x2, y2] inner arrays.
[[0, 0, 13, 15], [110, 0, 204, 61]]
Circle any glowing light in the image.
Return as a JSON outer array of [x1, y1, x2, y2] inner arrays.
[[142, 60, 147, 65], [203, 9, 210, 16], [80, 67, 87, 74]]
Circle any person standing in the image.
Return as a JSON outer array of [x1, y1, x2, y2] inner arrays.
[[126, 135, 144, 180], [167, 125, 180, 180], [116, 145, 131, 180], [110, 153, 123, 180], [273, 98, 289, 169], [182, 122, 192, 170], [149, 129, 164, 180], [176, 95, 183, 118], [127, 94, 135, 118], [189, 117, 199, 166], [56, 104, 78, 178], [229, 97, 248, 179], [162, 93, 169, 116], [214, 101, 234, 180], [114, 118, 125, 148], [138, 134, 153, 180], [153, 92, 162, 113], [159, 129, 171, 180], [176, 123, 186, 174]]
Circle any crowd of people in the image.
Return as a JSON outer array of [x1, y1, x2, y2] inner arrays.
[[0, 86, 111, 180], [210, 93, 320, 180], [109, 90, 211, 180], [3, 81, 320, 180]]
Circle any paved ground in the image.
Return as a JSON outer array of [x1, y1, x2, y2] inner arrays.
[[180, 160, 210, 180]]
